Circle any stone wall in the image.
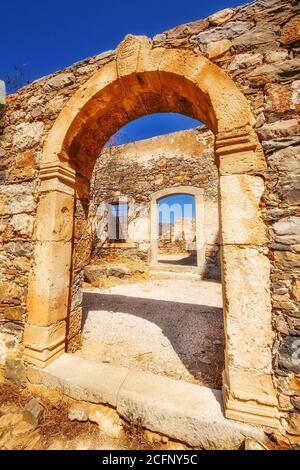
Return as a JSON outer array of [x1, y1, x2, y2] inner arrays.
[[0, 0, 299, 433], [89, 127, 220, 278], [0, 50, 117, 380]]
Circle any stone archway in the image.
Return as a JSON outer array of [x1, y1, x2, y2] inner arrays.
[[150, 186, 205, 270], [23, 35, 280, 428]]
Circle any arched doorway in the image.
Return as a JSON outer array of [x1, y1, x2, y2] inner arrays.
[[24, 35, 279, 428]]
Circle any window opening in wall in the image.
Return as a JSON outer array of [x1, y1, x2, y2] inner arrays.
[[109, 202, 128, 242]]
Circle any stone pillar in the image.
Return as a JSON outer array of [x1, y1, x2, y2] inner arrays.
[[66, 175, 92, 352], [24, 163, 75, 367], [216, 129, 280, 428]]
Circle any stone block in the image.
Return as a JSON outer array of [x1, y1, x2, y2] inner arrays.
[[27, 241, 72, 326], [268, 145, 300, 173], [287, 412, 300, 436], [4, 357, 27, 385], [12, 122, 44, 151], [35, 191, 74, 242], [5, 241, 33, 257], [15, 150, 36, 168], [228, 53, 263, 71], [3, 306, 24, 322], [274, 250, 300, 270], [244, 437, 268, 450], [265, 81, 300, 113], [208, 8, 235, 26], [117, 369, 266, 449], [223, 369, 280, 428], [264, 49, 289, 64], [193, 20, 252, 44], [107, 264, 131, 278], [280, 15, 300, 45], [292, 280, 300, 302], [11, 420, 35, 438], [68, 404, 89, 422], [13, 257, 31, 272], [23, 398, 45, 427], [278, 336, 300, 375], [291, 397, 300, 412], [165, 18, 209, 39], [24, 321, 66, 352], [206, 39, 232, 59], [26, 354, 129, 408], [271, 216, 300, 245], [43, 73, 75, 92], [258, 119, 299, 141], [220, 175, 267, 245], [218, 149, 267, 175], [248, 61, 300, 87], [225, 367, 278, 407], [0, 183, 35, 215], [232, 27, 277, 51], [10, 214, 34, 237], [0, 281, 24, 305], [222, 246, 273, 371]]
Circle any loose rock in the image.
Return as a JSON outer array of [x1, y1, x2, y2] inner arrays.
[[23, 398, 45, 427]]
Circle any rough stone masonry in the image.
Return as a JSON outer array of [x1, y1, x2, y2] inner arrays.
[[0, 0, 299, 437]]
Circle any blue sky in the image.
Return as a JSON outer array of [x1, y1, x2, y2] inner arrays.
[[2, 0, 243, 141], [158, 194, 195, 223]]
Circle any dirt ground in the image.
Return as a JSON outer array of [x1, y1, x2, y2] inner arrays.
[[0, 380, 189, 450], [77, 278, 224, 389]]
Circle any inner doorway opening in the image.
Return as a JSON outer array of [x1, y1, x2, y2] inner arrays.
[[157, 193, 197, 268]]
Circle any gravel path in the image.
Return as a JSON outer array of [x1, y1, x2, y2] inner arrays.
[[77, 279, 224, 389]]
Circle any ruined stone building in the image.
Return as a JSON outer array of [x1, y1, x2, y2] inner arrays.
[[0, 0, 299, 447]]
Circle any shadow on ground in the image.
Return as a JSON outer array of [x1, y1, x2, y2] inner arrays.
[[157, 254, 197, 266], [81, 291, 224, 389]]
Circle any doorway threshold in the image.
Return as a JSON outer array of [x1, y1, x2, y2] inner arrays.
[[27, 353, 266, 449]]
